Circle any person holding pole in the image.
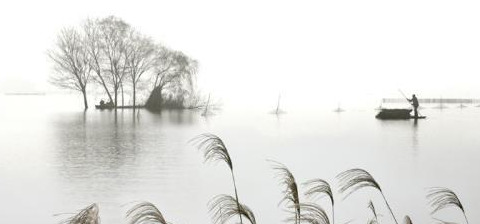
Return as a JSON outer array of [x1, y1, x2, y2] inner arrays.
[[407, 94, 419, 118]]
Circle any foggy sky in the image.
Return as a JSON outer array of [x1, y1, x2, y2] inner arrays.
[[1, 0, 480, 108]]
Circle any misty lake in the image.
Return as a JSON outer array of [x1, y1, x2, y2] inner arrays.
[[0, 94, 478, 224]]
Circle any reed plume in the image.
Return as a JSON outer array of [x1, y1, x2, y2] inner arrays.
[[270, 160, 301, 224], [286, 203, 330, 224], [427, 187, 468, 224], [304, 179, 334, 224], [125, 201, 168, 224], [190, 133, 232, 169], [209, 194, 256, 224], [190, 133, 243, 224], [58, 203, 100, 224], [403, 215, 413, 224], [337, 168, 398, 224]]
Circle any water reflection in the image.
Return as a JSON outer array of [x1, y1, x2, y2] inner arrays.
[[52, 111, 135, 182], [412, 119, 419, 155], [2, 96, 479, 224], [376, 118, 421, 157], [46, 109, 205, 218], [52, 110, 200, 175], [147, 109, 198, 125]]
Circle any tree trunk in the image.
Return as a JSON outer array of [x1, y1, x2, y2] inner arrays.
[[121, 83, 124, 107], [133, 82, 136, 108], [114, 87, 118, 108], [95, 72, 113, 103], [106, 89, 113, 104], [82, 89, 88, 110]]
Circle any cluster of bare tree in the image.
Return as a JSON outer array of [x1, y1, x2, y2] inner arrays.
[[48, 16, 197, 110]]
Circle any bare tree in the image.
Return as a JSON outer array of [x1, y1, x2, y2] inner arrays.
[[125, 30, 155, 108], [50, 16, 198, 109], [145, 46, 197, 110], [97, 16, 131, 107], [48, 27, 92, 109], [83, 18, 114, 104]]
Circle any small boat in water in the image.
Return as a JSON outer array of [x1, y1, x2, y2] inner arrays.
[[95, 100, 115, 109], [375, 109, 426, 120], [95, 102, 115, 110], [95, 104, 114, 109]]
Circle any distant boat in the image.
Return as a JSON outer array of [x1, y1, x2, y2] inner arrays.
[[95, 100, 115, 109], [334, 103, 345, 113], [375, 109, 426, 120], [95, 104, 114, 110]]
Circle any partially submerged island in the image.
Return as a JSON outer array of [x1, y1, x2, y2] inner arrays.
[[48, 16, 201, 111]]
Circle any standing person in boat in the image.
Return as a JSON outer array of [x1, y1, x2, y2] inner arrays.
[[408, 94, 419, 117]]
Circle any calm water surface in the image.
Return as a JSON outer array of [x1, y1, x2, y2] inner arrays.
[[0, 95, 479, 223]]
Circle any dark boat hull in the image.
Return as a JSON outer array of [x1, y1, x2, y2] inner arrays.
[[376, 109, 426, 120], [95, 105, 114, 110]]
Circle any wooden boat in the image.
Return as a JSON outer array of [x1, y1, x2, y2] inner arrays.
[[95, 104, 114, 109], [375, 109, 426, 120]]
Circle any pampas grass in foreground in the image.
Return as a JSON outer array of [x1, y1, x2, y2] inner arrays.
[[58, 203, 100, 224], [427, 187, 468, 224], [55, 181, 473, 224], [304, 179, 334, 224], [289, 203, 330, 224], [190, 133, 246, 224], [269, 160, 301, 224], [337, 168, 399, 224], [209, 194, 257, 224], [126, 202, 168, 224], [404, 215, 413, 224]]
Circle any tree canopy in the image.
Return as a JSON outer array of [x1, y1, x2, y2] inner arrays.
[[48, 16, 198, 110]]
